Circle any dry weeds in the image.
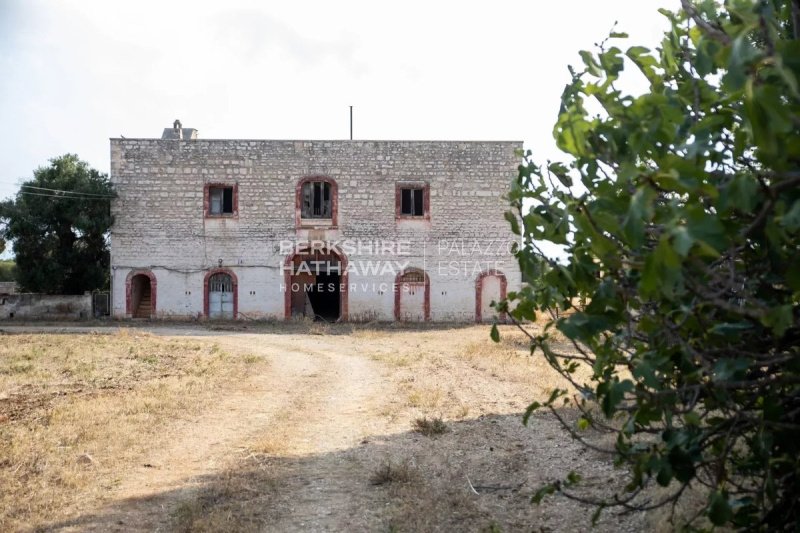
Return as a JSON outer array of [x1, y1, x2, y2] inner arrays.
[[170, 465, 275, 533], [0, 330, 264, 531], [412, 416, 448, 436], [370, 459, 416, 486], [163, 324, 623, 532], [1, 323, 656, 532]]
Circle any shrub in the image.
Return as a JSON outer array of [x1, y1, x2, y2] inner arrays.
[[497, 1, 800, 529], [412, 416, 449, 437]]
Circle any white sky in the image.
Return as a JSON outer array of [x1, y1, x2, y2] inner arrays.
[[0, 0, 672, 203]]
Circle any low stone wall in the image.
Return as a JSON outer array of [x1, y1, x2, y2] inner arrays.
[[0, 282, 17, 295], [0, 293, 92, 320]]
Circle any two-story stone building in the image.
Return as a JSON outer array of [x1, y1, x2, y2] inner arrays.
[[109, 121, 521, 322]]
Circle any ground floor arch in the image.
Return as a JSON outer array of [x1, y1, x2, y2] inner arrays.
[[284, 246, 348, 321], [475, 270, 507, 323], [126, 270, 157, 319], [394, 268, 430, 322], [204, 268, 238, 319]]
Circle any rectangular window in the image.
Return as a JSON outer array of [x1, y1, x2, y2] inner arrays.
[[302, 181, 332, 219], [400, 187, 425, 217], [208, 186, 234, 216]]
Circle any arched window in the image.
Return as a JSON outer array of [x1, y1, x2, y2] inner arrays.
[[209, 272, 233, 292], [296, 176, 338, 227], [398, 270, 426, 283], [301, 180, 331, 219]]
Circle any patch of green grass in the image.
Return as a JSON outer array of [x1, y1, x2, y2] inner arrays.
[[243, 354, 261, 364], [7, 361, 34, 374], [137, 354, 159, 365]]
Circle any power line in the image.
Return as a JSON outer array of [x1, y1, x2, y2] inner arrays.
[[21, 185, 114, 198], [22, 185, 113, 198], [19, 191, 112, 201]]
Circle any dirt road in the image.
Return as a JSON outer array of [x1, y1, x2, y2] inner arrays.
[[4, 324, 648, 532]]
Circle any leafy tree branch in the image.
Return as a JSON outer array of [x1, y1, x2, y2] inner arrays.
[[497, 0, 800, 529]]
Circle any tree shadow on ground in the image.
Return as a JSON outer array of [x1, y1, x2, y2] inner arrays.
[[41, 412, 649, 533]]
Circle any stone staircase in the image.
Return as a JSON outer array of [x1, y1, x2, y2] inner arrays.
[[134, 291, 151, 318]]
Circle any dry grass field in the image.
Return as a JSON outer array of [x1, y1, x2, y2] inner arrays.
[[0, 323, 655, 532], [0, 330, 265, 531]]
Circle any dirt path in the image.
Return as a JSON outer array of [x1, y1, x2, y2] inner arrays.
[[52, 332, 389, 532], [28, 325, 651, 532]]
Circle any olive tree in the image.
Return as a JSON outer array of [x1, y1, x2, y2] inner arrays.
[[497, 0, 800, 528], [0, 154, 114, 294]]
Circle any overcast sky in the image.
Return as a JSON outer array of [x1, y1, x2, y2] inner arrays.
[[0, 0, 671, 203]]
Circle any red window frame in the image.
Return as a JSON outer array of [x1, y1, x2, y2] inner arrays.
[[204, 183, 239, 218], [395, 182, 430, 221], [295, 176, 338, 228]]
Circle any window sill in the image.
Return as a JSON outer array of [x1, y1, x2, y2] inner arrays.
[[205, 213, 238, 219], [396, 216, 430, 222], [298, 218, 334, 228]]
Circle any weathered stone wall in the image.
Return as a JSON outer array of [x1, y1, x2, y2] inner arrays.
[[0, 293, 92, 320], [109, 138, 522, 321], [0, 282, 17, 295]]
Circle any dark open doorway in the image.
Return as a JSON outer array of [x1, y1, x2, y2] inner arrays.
[[288, 249, 343, 321], [130, 274, 152, 318], [307, 270, 341, 321]]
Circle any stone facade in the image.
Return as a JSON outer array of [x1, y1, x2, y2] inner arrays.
[[109, 132, 521, 322]]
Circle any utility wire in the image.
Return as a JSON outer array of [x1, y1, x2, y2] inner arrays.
[[21, 185, 114, 198], [19, 191, 112, 201]]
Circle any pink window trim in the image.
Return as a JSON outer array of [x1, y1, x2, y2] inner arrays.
[[295, 176, 338, 228], [395, 182, 431, 221], [203, 182, 239, 219]]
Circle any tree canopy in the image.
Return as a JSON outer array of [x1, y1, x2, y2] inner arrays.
[[0, 154, 114, 294], [500, 0, 800, 529]]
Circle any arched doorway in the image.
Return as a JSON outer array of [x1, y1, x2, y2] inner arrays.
[[394, 268, 430, 322], [475, 270, 507, 323], [204, 269, 238, 319], [126, 270, 156, 319], [284, 246, 348, 321]]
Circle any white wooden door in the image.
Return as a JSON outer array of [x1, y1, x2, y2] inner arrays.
[[480, 275, 502, 322], [399, 282, 425, 321]]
